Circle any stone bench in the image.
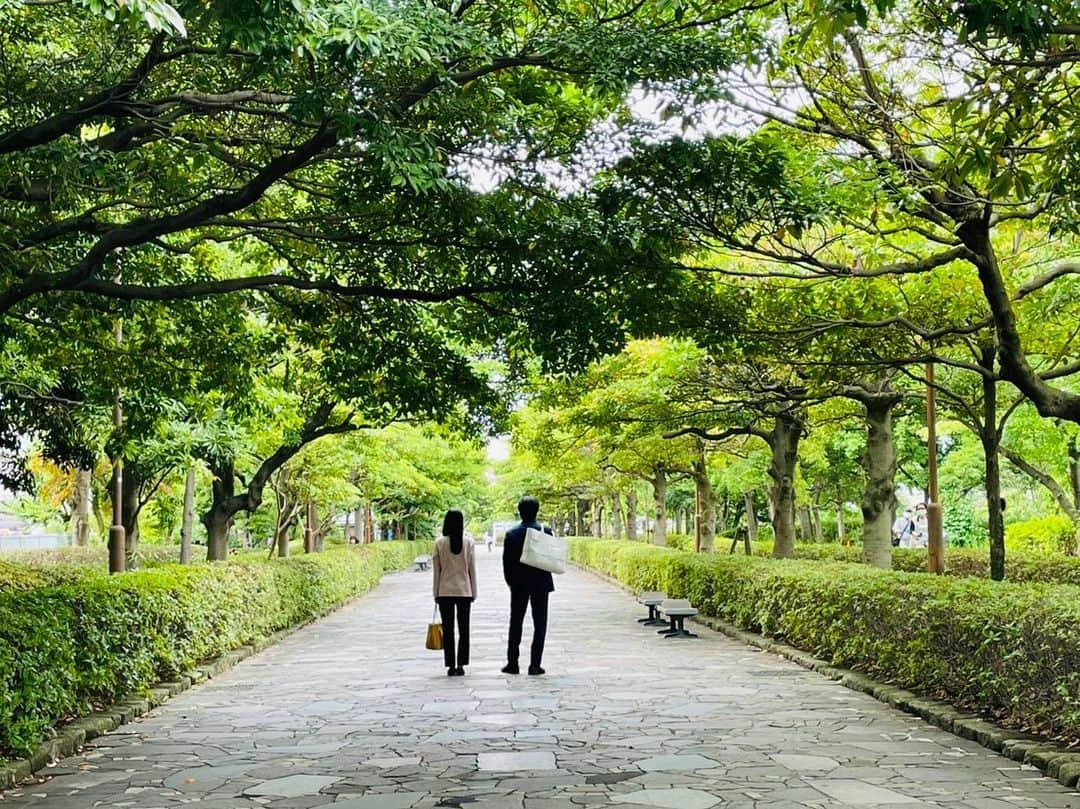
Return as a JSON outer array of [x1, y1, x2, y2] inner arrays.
[[414, 555, 432, 571], [636, 591, 668, 626], [658, 598, 699, 639]]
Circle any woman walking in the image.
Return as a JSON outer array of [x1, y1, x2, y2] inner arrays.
[[432, 509, 476, 676]]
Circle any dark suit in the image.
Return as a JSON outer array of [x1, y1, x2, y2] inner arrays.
[[503, 521, 555, 669]]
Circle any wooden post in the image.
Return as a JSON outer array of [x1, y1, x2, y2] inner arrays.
[[694, 486, 702, 552], [109, 300, 125, 574], [926, 361, 945, 574], [304, 500, 315, 553]]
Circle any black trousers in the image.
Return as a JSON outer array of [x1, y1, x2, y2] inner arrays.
[[507, 588, 549, 669], [437, 597, 471, 669]]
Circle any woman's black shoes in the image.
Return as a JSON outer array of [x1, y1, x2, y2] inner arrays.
[[448, 667, 465, 676]]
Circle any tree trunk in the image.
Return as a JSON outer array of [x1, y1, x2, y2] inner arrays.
[[610, 492, 623, 539], [797, 505, 812, 541], [313, 506, 331, 552], [981, 345, 1006, 581], [591, 501, 602, 537], [205, 506, 233, 561], [71, 469, 92, 547], [364, 505, 374, 543], [121, 461, 142, 567], [199, 400, 354, 561], [860, 395, 898, 569], [960, 218, 1080, 424], [204, 461, 237, 561], [92, 493, 107, 543], [1070, 436, 1080, 510], [626, 487, 638, 541], [1001, 446, 1080, 540], [180, 464, 196, 564], [836, 505, 847, 545], [811, 505, 824, 542], [769, 412, 801, 558], [652, 467, 668, 547], [692, 447, 716, 553], [744, 491, 759, 543]]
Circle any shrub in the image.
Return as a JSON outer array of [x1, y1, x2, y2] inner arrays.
[[943, 507, 989, 548], [0, 542, 415, 758], [571, 539, 1080, 741], [1006, 515, 1079, 556], [664, 533, 695, 551]]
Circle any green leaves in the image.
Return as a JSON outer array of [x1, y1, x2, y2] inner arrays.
[[73, 0, 187, 35]]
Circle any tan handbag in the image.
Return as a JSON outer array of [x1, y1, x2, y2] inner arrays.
[[426, 606, 443, 650]]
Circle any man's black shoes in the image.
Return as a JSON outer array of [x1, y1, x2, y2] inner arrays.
[[528, 666, 545, 676], [501, 663, 520, 674]]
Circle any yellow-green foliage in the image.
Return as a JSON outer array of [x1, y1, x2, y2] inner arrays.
[[571, 539, 1080, 741], [1005, 515, 1078, 556], [0, 542, 415, 758]]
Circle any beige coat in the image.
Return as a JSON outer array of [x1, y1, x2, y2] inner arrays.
[[432, 535, 477, 599]]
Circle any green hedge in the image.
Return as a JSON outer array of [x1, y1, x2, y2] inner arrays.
[[0, 542, 415, 758], [735, 538, 1080, 585], [571, 539, 1080, 740], [581, 534, 1080, 584]]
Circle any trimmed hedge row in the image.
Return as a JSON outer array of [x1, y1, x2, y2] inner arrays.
[[571, 539, 1080, 740], [0, 542, 416, 758], [751, 540, 1080, 585], [589, 535, 1080, 584]]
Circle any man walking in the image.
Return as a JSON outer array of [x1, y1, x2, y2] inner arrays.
[[501, 496, 554, 676]]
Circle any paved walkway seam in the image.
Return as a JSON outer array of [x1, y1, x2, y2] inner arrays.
[[0, 605, 342, 791], [572, 561, 1080, 791]]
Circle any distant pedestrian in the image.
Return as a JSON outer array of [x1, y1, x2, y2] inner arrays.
[[892, 509, 914, 547], [432, 509, 476, 677], [501, 496, 554, 676], [911, 503, 929, 548], [486, 532, 494, 553]]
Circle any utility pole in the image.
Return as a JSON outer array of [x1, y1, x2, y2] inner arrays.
[[926, 361, 945, 574], [694, 486, 702, 553], [304, 499, 315, 553], [109, 274, 126, 574]]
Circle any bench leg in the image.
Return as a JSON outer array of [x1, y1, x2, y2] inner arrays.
[[639, 605, 665, 626], [663, 616, 698, 639], [658, 618, 678, 636]]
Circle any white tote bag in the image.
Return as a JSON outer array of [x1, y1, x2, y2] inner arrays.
[[520, 526, 567, 574]]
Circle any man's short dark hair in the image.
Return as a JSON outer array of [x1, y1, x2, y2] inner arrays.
[[518, 496, 540, 522]]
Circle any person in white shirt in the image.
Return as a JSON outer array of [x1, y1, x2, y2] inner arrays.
[[892, 509, 914, 547], [911, 504, 929, 548]]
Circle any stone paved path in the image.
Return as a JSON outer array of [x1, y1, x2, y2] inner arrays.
[[4, 551, 1078, 809]]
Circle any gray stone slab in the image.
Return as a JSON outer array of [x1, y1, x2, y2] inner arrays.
[[321, 793, 426, 808], [477, 752, 558, 772], [770, 753, 840, 771], [365, 756, 422, 768], [611, 787, 721, 808], [808, 779, 922, 804], [635, 754, 720, 772], [245, 775, 341, 797]]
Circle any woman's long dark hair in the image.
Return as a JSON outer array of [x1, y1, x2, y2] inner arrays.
[[443, 510, 465, 554]]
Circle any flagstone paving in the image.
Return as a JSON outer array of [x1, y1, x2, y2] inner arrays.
[[4, 549, 1079, 809]]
